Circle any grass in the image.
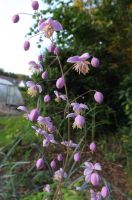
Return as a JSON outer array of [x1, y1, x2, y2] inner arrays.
[[0, 116, 36, 146]]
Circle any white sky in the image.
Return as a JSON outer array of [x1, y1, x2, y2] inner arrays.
[[0, 0, 50, 75]]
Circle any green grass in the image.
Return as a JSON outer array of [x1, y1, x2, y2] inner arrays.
[[0, 116, 36, 146]]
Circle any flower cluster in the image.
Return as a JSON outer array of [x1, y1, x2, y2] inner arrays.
[[12, 1, 110, 199]]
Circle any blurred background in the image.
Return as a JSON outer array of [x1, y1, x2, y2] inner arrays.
[[0, 0, 132, 199]]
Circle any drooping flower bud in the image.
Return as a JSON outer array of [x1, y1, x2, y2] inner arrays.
[[74, 115, 85, 129], [50, 160, 56, 170], [89, 142, 96, 153], [90, 173, 100, 186], [44, 95, 51, 103], [23, 41, 30, 51], [54, 47, 60, 55], [94, 91, 104, 104], [41, 71, 48, 79], [101, 186, 109, 198], [12, 14, 20, 23], [36, 158, 44, 169], [74, 152, 81, 162], [56, 77, 65, 89], [91, 57, 100, 68], [31, 1, 39, 10], [28, 108, 39, 122], [48, 43, 56, 53], [38, 54, 43, 62], [57, 154, 63, 161]]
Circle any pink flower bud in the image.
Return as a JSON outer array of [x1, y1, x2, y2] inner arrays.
[[23, 41, 30, 51], [74, 152, 81, 162], [50, 160, 56, 170], [44, 95, 51, 103], [54, 47, 60, 55], [57, 154, 63, 161], [101, 186, 109, 198], [74, 115, 85, 129], [12, 14, 20, 23], [91, 57, 100, 68], [56, 77, 65, 89], [28, 109, 39, 122], [94, 91, 104, 104], [90, 173, 100, 186], [48, 44, 56, 53], [36, 158, 44, 169], [31, 1, 39, 10], [38, 54, 43, 62], [41, 71, 48, 79], [89, 142, 96, 152]]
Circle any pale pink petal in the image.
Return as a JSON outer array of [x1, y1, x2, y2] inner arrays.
[[17, 106, 28, 112], [26, 81, 35, 87], [52, 20, 63, 31], [94, 163, 102, 171], [67, 56, 80, 63], [79, 53, 90, 61], [66, 113, 77, 118]]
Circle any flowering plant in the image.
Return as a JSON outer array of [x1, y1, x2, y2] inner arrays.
[[12, 1, 110, 199]]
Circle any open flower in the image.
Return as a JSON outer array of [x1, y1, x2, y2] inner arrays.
[[90, 190, 102, 200], [61, 140, 79, 148], [26, 81, 42, 97], [67, 53, 90, 75], [28, 61, 43, 74], [39, 18, 62, 38], [17, 106, 39, 122], [54, 90, 67, 102], [54, 168, 67, 182], [66, 113, 85, 129], [84, 162, 101, 185], [71, 102, 88, 114]]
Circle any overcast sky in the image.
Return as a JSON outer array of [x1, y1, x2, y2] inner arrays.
[[0, 0, 49, 75]]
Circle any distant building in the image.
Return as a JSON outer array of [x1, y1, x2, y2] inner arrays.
[[0, 75, 24, 106]]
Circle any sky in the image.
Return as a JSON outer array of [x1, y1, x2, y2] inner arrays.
[[0, 0, 50, 75]]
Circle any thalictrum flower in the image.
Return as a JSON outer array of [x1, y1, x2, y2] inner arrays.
[[23, 41, 30, 51], [101, 186, 109, 198], [90, 173, 100, 186], [61, 140, 79, 148], [26, 81, 42, 97], [74, 152, 81, 162], [54, 90, 67, 102], [36, 158, 44, 169], [56, 76, 65, 89], [71, 102, 88, 114], [39, 18, 62, 38], [91, 57, 100, 68], [50, 160, 56, 170], [89, 142, 96, 153], [94, 91, 104, 104], [31, 1, 39, 10], [54, 168, 67, 182], [57, 154, 63, 161], [42, 71, 48, 79], [67, 53, 90, 75], [38, 54, 43, 62], [44, 95, 51, 103], [84, 162, 101, 184], [28, 108, 39, 122], [54, 47, 60, 55], [90, 190, 102, 200], [28, 61, 43, 74], [12, 14, 20, 23], [73, 115, 85, 129], [43, 184, 50, 193], [48, 43, 56, 53]]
